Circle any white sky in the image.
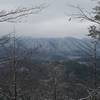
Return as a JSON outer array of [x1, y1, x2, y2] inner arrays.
[[0, 0, 97, 38]]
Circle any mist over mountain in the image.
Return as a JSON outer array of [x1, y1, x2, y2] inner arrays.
[[19, 37, 96, 61]]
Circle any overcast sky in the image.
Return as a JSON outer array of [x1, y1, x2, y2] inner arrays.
[[0, 0, 97, 38]]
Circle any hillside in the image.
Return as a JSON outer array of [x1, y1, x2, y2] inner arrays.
[[20, 37, 96, 61]]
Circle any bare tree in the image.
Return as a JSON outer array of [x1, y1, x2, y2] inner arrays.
[[67, 1, 100, 100], [0, 3, 46, 23], [0, 1, 47, 100]]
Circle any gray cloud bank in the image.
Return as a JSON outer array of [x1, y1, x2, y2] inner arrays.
[[0, 0, 96, 38]]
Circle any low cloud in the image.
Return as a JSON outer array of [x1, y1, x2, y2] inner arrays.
[[0, 0, 95, 38], [0, 17, 91, 38]]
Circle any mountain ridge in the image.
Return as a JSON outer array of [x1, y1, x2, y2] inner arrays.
[[19, 37, 95, 61]]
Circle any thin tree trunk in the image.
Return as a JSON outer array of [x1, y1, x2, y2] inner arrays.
[[93, 41, 97, 100], [12, 27, 17, 100]]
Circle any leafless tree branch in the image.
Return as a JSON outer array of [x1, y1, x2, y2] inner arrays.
[[0, 3, 47, 22], [69, 5, 100, 24]]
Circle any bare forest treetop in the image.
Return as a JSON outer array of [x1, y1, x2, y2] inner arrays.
[[0, 3, 46, 22], [69, 1, 99, 23], [69, 0, 100, 39], [68, 0, 100, 100]]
